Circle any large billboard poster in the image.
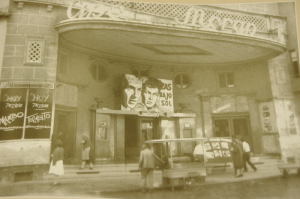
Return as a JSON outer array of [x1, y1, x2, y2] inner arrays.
[[0, 87, 53, 140], [0, 88, 27, 140], [121, 74, 174, 113], [25, 88, 53, 139]]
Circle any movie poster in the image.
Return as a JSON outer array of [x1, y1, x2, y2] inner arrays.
[[121, 74, 174, 113], [0, 88, 27, 140], [24, 88, 53, 139]]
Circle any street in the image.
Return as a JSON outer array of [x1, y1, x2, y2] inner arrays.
[[1, 175, 300, 199]]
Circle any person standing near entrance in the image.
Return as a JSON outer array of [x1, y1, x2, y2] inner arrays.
[[230, 136, 244, 177], [49, 139, 64, 185], [80, 135, 93, 170], [139, 143, 155, 192], [241, 137, 257, 172]]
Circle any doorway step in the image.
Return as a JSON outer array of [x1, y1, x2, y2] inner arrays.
[[43, 163, 144, 181]]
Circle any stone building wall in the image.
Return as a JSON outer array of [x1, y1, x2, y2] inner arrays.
[[1, 0, 64, 83]]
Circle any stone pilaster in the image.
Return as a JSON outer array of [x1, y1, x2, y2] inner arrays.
[[268, 52, 300, 163]]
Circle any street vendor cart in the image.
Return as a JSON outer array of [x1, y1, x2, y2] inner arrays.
[[146, 137, 232, 190]]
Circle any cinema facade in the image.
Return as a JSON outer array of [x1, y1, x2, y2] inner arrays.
[[0, 0, 300, 170]]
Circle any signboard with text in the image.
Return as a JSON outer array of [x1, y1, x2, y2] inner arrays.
[[25, 88, 53, 139], [0, 88, 26, 140], [0, 87, 53, 141]]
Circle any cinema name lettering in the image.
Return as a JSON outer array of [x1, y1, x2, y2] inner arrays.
[[176, 7, 257, 36], [67, 0, 129, 20]]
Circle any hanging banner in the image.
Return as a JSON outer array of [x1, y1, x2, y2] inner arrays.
[[0, 88, 26, 140], [121, 74, 174, 113], [25, 88, 53, 139]]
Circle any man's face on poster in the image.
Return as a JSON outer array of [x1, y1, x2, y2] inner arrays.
[[143, 86, 159, 109], [123, 76, 142, 109]]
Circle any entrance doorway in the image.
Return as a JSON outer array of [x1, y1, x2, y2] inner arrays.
[[53, 110, 76, 164], [213, 114, 252, 147], [125, 116, 158, 161], [125, 116, 139, 161]]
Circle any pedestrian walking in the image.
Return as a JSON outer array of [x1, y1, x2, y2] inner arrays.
[[49, 139, 64, 185], [230, 136, 244, 177], [241, 137, 257, 172], [139, 143, 155, 192], [80, 135, 93, 170]]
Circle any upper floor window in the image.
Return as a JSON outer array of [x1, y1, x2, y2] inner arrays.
[[90, 62, 107, 82], [24, 38, 45, 65], [174, 73, 190, 88], [219, 72, 235, 88], [290, 50, 300, 77], [58, 51, 69, 75]]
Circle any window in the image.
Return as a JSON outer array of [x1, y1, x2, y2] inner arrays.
[[219, 72, 235, 88], [90, 62, 107, 82], [290, 50, 300, 77], [174, 73, 190, 88], [58, 51, 69, 75], [25, 38, 45, 65]]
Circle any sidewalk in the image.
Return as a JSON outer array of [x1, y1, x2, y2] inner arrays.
[[0, 158, 288, 196]]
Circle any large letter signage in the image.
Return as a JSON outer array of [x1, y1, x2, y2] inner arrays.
[[67, 0, 130, 20], [176, 7, 257, 36]]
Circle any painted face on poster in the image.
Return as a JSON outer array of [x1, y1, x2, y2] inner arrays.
[[122, 74, 142, 110], [142, 86, 159, 109]]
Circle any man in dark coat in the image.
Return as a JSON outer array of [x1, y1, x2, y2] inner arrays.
[[139, 143, 155, 192]]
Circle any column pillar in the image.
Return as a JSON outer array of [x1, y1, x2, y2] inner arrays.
[[268, 52, 300, 162]]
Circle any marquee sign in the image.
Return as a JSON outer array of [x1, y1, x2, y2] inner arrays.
[[66, 1, 257, 37], [62, 1, 286, 45], [121, 74, 174, 113], [67, 0, 131, 20], [176, 7, 257, 36]]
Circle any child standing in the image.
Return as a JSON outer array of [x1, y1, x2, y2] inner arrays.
[[49, 139, 64, 185], [81, 135, 93, 169]]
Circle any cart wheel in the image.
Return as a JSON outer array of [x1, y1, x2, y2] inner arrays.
[[282, 169, 288, 177]]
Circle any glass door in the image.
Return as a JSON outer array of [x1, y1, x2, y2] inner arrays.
[[140, 119, 154, 144], [213, 119, 230, 137], [213, 115, 252, 147]]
